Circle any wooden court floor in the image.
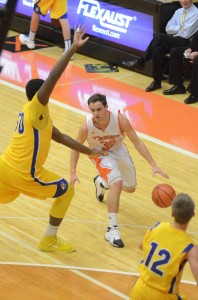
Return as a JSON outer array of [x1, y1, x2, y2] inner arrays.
[[0, 31, 197, 299]]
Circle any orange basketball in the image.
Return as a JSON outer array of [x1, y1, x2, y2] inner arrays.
[[152, 184, 176, 208]]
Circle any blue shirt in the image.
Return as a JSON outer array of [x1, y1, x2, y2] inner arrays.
[[166, 4, 198, 39]]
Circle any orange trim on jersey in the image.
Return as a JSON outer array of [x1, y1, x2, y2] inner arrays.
[[118, 111, 126, 137], [94, 157, 111, 182]]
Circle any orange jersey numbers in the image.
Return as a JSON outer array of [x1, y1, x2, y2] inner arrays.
[[101, 138, 116, 151]]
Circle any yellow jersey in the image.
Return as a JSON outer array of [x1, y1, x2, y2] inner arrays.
[[1, 93, 53, 176], [139, 222, 195, 295]]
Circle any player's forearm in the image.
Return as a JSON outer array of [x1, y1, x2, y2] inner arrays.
[[46, 44, 77, 86], [60, 134, 92, 155], [70, 150, 80, 174], [134, 140, 156, 167]]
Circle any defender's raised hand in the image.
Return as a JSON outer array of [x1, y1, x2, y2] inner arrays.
[[73, 25, 89, 49]]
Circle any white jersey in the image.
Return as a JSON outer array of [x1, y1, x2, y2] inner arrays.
[[86, 111, 136, 188], [86, 111, 125, 152]]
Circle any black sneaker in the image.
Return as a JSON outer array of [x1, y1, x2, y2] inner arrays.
[[94, 175, 107, 202], [105, 226, 124, 248]]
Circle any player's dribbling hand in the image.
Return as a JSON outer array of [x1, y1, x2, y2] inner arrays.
[[152, 165, 169, 179]]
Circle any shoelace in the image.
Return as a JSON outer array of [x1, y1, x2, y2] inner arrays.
[[56, 237, 65, 246], [111, 228, 121, 240]]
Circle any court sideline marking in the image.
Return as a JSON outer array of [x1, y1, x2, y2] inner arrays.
[[0, 79, 197, 159]]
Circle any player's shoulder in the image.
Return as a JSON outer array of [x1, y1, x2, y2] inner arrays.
[[28, 93, 40, 109], [117, 111, 130, 125], [149, 221, 161, 232]]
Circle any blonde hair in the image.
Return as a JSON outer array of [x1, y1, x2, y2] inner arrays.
[[172, 193, 195, 224]]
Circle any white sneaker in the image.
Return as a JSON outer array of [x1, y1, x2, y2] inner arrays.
[[94, 175, 108, 202], [19, 34, 35, 49], [105, 226, 124, 248]]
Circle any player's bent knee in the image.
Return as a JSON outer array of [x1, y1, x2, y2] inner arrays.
[[50, 183, 75, 219], [53, 179, 74, 198], [122, 186, 136, 193]]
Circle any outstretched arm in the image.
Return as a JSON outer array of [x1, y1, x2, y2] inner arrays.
[[37, 25, 89, 106], [70, 123, 88, 187], [52, 125, 102, 157], [118, 113, 169, 178]]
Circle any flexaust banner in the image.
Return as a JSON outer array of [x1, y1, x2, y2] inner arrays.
[[0, 0, 153, 51], [70, 0, 153, 51]]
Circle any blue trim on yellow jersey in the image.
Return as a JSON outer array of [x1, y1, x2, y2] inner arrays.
[[169, 259, 187, 294], [182, 243, 194, 253], [59, 12, 68, 19], [150, 221, 160, 231], [169, 276, 177, 294], [31, 128, 39, 177], [30, 128, 68, 198]]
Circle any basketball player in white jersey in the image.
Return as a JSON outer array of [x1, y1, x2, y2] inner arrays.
[[70, 94, 169, 248]]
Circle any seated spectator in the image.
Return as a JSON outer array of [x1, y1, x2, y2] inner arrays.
[[122, 0, 198, 92], [163, 33, 198, 104]]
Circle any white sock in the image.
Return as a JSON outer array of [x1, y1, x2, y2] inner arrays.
[[45, 224, 59, 237], [64, 39, 71, 52], [29, 30, 36, 41], [108, 213, 118, 228]]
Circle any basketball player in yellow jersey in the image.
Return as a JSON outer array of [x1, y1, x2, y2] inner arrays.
[[130, 193, 198, 300], [19, 0, 72, 54], [0, 26, 105, 253]]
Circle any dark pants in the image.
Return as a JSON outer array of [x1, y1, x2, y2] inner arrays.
[[188, 56, 198, 95], [169, 47, 198, 95], [144, 33, 190, 80], [168, 47, 187, 87]]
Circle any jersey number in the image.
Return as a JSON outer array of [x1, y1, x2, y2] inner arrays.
[[144, 242, 171, 276], [101, 139, 116, 151], [15, 112, 24, 134]]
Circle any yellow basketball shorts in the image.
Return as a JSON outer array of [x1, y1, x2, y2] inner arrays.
[[130, 278, 187, 300], [34, 0, 68, 19], [0, 158, 68, 204]]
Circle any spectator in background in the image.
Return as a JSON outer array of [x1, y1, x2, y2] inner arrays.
[[122, 0, 198, 92], [19, 0, 72, 54], [163, 33, 198, 104], [130, 193, 198, 300]]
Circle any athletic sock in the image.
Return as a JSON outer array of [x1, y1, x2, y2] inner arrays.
[[29, 30, 36, 41], [44, 224, 59, 237], [108, 213, 118, 228]]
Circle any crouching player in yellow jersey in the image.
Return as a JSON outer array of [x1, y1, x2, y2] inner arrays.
[[130, 193, 198, 300], [0, 26, 105, 253]]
